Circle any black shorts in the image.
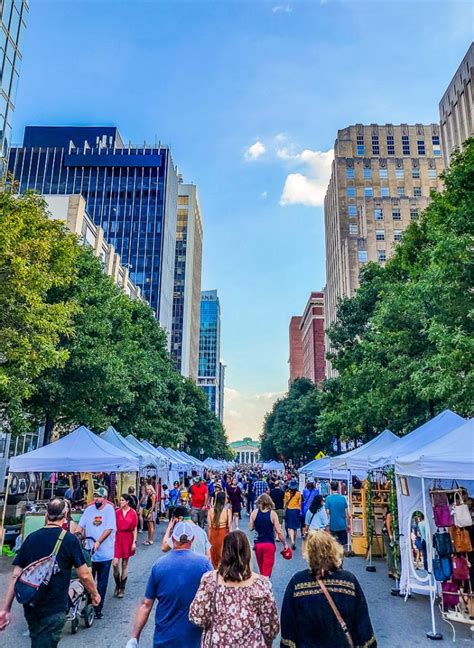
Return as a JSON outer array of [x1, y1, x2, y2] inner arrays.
[[331, 529, 348, 546]]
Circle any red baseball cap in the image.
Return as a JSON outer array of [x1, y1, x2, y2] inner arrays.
[[280, 547, 293, 560]]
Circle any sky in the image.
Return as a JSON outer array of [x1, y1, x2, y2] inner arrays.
[[12, 0, 473, 441]]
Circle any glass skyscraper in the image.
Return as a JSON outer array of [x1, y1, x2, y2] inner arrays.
[[0, 0, 28, 163], [198, 290, 223, 420], [8, 126, 178, 337]]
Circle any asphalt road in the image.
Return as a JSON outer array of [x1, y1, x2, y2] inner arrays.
[[1, 516, 472, 647]]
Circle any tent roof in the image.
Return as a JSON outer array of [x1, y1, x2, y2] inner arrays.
[[140, 440, 172, 465], [155, 446, 186, 469], [262, 461, 285, 470], [331, 429, 398, 472], [395, 419, 473, 479], [9, 425, 140, 473], [299, 457, 355, 480], [101, 427, 158, 469], [124, 436, 167, 468], [368, 409, 465, 469]]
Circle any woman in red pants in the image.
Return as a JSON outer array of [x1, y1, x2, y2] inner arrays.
[[249, 493, 288, 577]]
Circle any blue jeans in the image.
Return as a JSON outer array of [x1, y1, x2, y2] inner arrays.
[[92, 559, 112, 613]]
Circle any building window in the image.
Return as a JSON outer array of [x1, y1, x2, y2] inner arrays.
[[428, 169, 437, 178], [363, 168, 372, 179], [414, 187, 422, 197], [364, 187, 373, 197], [346, 167, 355, 179], [410, 208, 419, 220], [348, 205, 357, 217], [412, 168, 420, 179], [356, 135, 364, 156], [377, 249, 387, 262], [372, 135, 380, 155], [358, 250, 368, 262], [432, 134, 442, 156], [387, 135, 395, 155], [392, 209, 401, 220], [380, 187, 390, 197], [375, 229, 385, 241], [417, 140, 426, 155], [394, 229, 402, 241], [402, 135, 410, 155], [379, 168, 388, 179], [374, 208, 383, 220], [395, 168, 404, 179], [397, 187, 405, 197], [347, 187, 356, 197], [349, 223, 358, 235], [177, 195, 189, 205]]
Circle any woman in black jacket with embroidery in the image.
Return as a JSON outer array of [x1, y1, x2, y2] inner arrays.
[[280, 530, 376, 648]]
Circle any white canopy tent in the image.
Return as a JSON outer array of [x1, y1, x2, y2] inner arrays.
[[299, 457, 359, 481], [139, 440, 174, 467], [330, 429, 398, 473], [262, 460, 285, 471], [124, 435, 169, 484], [101, 427, 158, 472], [9, 425, 140, 473], [394, 418, 473, 639]]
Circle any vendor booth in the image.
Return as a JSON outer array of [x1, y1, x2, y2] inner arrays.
[[262, 460, 285, 472]]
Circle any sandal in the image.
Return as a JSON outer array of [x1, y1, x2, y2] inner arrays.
[[143, 540, 154, 545]]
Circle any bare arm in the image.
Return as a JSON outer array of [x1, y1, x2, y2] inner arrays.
[[248, 509, 257, 531], [161, 519, 174, 552], [131, 598, 154, 640], [0, 565, 22, 629], [76, 564, 100, 606]]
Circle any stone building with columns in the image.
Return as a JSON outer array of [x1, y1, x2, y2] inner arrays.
[[230, 438, 260, 465]]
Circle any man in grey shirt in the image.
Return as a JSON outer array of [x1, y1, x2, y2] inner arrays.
[[161, 506, 211, 558]]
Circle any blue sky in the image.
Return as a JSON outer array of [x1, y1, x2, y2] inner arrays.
[[14, 0, 472, 440]]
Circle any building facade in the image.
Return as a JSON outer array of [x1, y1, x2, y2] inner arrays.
[[171, 183, 203, 381], [229, 438, 260, 464], [324, 123, 444, 375], [198, 290, 222, 419], [300, 291, 325, 385], [439, 43, 473, 166], [218, 362, 225, 423], [288, 316, 303, 385], [0, 0, 28, 165], [8, 126, 178, 342]]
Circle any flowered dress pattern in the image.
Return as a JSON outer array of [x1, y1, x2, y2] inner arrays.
[[189, 571, 280, 647]]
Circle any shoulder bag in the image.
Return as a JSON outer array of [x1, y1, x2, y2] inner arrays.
[[433, 531, 453, 557], [432, 550, 452, 582], [317, 578, 354, 648], [451, 555, 470, 581], [449, 526, 472, 553], [452, 492, 472, 528]]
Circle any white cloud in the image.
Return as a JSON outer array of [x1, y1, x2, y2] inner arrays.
[[244, 140, 266, 161], [280, 148, 334, 207], [260, 190, 268, 199], [272, 4, 292, 13], [224, 388, 284, 442]]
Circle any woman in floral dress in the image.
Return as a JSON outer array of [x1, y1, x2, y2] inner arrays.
[[189, 530, 279, 647]]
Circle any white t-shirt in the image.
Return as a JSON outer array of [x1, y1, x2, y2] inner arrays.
[[79, 502, 116, 562], [166, 522, 211, 556]]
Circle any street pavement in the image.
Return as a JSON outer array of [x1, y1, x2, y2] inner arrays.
[[1, 516, 472, 647]]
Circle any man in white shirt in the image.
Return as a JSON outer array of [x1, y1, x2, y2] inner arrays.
[[161, 506, 211, 558], [78, 486, 116, 619]]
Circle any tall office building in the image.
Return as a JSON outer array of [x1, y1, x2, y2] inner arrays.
[[198, 290, 223, 419], [300, 291, 325, 385], [171, 183, 203, 380], [8, 126, 178, 340], [288, 316, 303, 385], [439, 43, 473, 166], [324, 123, 444, 375], [0, 0, 29, 165], [218, 362, 225, 423]]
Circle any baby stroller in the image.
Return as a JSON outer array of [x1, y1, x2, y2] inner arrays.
[[66, 535, 95, 634]]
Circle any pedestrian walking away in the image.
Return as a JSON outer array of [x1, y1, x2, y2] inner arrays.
[[127, 521, 212, 648], [304, 494, 329, 536], [189, 530, 280, 647], [284, 479, 302, 550], [269, 480, 285, 525], [249, 493, 288, 577], [162, 505, 212, 557], [168, 480, 181, 520], [189, 476, 209, 528], [226, 478, 243, 530], [207, 490, 232, 568], [301, 477, 319, 532], [113, 493, 138, 599], [77, 486, 116, 619], [280, 530, 377, 648], [0, 497, 100, 648], [325, 481, 350, 548]]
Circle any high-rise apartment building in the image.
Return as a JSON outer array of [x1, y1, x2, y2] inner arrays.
[[198, 290, 223, 419], [171, 183, 203, 381], [288, 316, 303, 385], [8, 126, 178, 341], [324, 123, 444, 375], [439, 43, 473, 166], [0, 0, 28, 165], [300, 292, 325, 385]]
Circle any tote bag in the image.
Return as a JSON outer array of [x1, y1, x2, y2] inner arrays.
[[452, 493, 472, 528]]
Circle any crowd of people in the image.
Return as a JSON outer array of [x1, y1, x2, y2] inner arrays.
[[0, 467, 377, 648]]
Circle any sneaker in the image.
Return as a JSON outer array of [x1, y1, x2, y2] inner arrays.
[[94, 611, 104, 620]]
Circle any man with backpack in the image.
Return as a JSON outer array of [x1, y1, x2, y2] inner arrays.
[[0, 497, 100, 647]]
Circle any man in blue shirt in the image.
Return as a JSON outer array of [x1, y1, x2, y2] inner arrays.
[[325, 481, 350, 548], [128, 521, 212, 648]]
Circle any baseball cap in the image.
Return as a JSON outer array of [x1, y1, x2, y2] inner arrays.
[[193, 476, 200, 483], [94, 486, 108, 497], [307, 477, 315, 484], [172, 521, 195, 543]]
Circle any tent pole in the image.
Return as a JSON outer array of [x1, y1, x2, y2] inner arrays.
[[0, 472, 12, 554], [422, 476, 442, 641]]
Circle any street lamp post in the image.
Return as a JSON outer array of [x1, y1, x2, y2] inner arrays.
[[200, 447, 204, 462]]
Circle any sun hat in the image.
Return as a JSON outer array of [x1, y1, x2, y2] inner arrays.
[[288, 479, 298, 490], [172, 521, 195, 543], [280, 546, 293, 560]]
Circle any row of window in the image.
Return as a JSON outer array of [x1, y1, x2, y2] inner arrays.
[[346, 167, 437, 180], [348, 186, 426, 200], [349, 205, 419, 219], [358, 250, 387, 263], [355, 134, 441, 157], [349, 226, 403, 241]]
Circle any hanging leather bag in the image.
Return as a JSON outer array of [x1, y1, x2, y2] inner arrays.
[[451, 555, 470, 581], [442, 581, 459, 608], [433, 503, 453, 528], [433, 531, 453, 557], [452, 492, 472, 528], [449, 526, 473, 553], [432, 551, 452, 581]]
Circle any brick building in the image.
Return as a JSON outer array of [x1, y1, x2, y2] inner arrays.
[[288, 293, 325, 386], [288, 316, 303, 385]]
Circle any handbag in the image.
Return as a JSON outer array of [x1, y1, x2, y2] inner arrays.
[[452, 492, 472, 528], [449, 526, 473, 553], [207, 570, 219, 645], [432, 553, 452, 581], [442, 581, 460, 608], [317, 578, 354, 648], [433, 531, 453, 557], [430, 490, 449, 507], [451, 555, 470, 581], [433, 504, 453, 528]]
